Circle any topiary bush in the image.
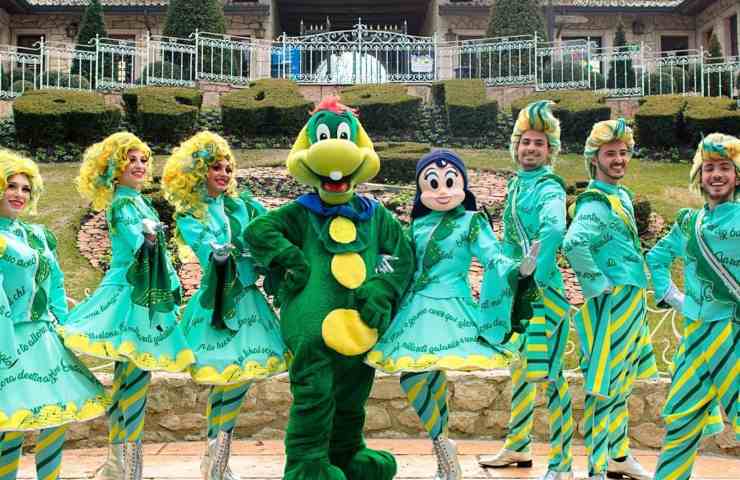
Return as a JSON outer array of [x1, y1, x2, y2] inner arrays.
[[432, 79, 498, 137], [221, 79, 312, 137], [13, 89, 121, 146], [634, 95, 687, 148], [339, 84, 422, 135], [683, 96, 740, 144], [510, 91, 610, 145], [123, 87, 202, 143], [374, 142, 431, 184]]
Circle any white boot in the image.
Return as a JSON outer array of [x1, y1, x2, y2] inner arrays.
[[432, 437, 462, 480], [122, 442, 143, 480], [201, 431, 241, 480], [478, 447, 533, 468], [607, 455, 651, 480], [94, 443, 125, 480]]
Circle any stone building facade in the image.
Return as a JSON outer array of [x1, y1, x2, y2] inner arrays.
[[0, 0, 273, 49], [0, 0, 738, 57]]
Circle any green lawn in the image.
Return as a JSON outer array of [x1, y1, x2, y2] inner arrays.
[[36, 147, 692, 373]]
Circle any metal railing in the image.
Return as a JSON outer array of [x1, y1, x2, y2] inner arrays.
[[1, 27, 739, 101], [275, 21, 436, 84]]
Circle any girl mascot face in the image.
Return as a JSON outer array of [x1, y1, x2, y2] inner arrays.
[[411, 150, 477, 219]]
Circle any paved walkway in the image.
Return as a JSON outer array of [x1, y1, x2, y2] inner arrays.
[[17, 439, 739, 479]]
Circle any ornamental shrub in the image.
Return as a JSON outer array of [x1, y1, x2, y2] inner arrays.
[[221, 79, 312, 136], [432, 79, 498, 137], [122, 87, 202, 143], [340, 84, 422, 135], [634, 95, 686, 148], [13, 89, 121, 146]]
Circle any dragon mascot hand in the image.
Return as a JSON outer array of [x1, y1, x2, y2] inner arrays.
[[245, 97, 414, 480]]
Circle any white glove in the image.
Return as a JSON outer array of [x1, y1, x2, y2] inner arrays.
[[663, 282, 685, 312], [518, 240, 541, 277], [142, 218, 161, 236], [211, 242, 234, 263], [375, 255, 398, 274]]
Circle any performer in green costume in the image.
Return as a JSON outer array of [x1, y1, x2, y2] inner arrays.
[[162, 131, 289, 480], [563, 120, 656, 480], [59, 133, 195, 480], [647, 133, 739, 480], [479, 101, 574, 480], [245, 97, 414, 480], [367, 149, 537, 480], [0, 150, 108, 480]]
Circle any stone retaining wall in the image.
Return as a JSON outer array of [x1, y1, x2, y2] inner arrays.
[[58, 371, 737, 457]]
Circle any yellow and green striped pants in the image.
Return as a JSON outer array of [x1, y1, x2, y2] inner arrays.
[[108, 361, 152, 444], [655, 318, 739, 480], [574, 285, 650, 476], [503, 286, 574, 473], [0, 426, 67, 480], [206, 382, 251, 439], [399, 371, 449, 439]]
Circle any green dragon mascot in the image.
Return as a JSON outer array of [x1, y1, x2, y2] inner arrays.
[[245, 97, 414, 480]]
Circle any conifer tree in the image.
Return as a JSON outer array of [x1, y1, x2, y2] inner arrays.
[[72, 0, 108, 79], [484, 0, 546, 79], [607, 22, 637, 91], [163, 0, 226, 38], [486, 0, 547, 40]]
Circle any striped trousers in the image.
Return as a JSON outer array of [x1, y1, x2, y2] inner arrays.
[[655, 318, 739, 480], [206, 382, 251, 439], [0, 427, 67, 480], [573, 286, 649, 476], [108, 361, 152, 444], [503, 286, 575, 472], [399, 371, 449, 440]]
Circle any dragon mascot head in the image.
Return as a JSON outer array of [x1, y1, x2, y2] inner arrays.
[[287, 97, 380, 204]]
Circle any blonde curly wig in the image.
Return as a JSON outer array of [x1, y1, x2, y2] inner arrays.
[[583, 118, 635, 178], [689, 132, 740, 200], [510, 100, 561, 165], [162, 131, 238, 220], [76, 132, 153, 211], [0, 149, 44, 215]]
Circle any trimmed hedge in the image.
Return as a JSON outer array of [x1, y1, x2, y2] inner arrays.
[[340, 84, 422, 134], [13, 89, 121, 146], [634, 95, 686, 148], [684, 96, 740, 144], [635, 95, 740, 148], [432, 79, 498, 137], [123, 87, 202, 143], [221, 79, 312, 137], [375, 142, 431, 184], [510, 91, 610, 145]]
